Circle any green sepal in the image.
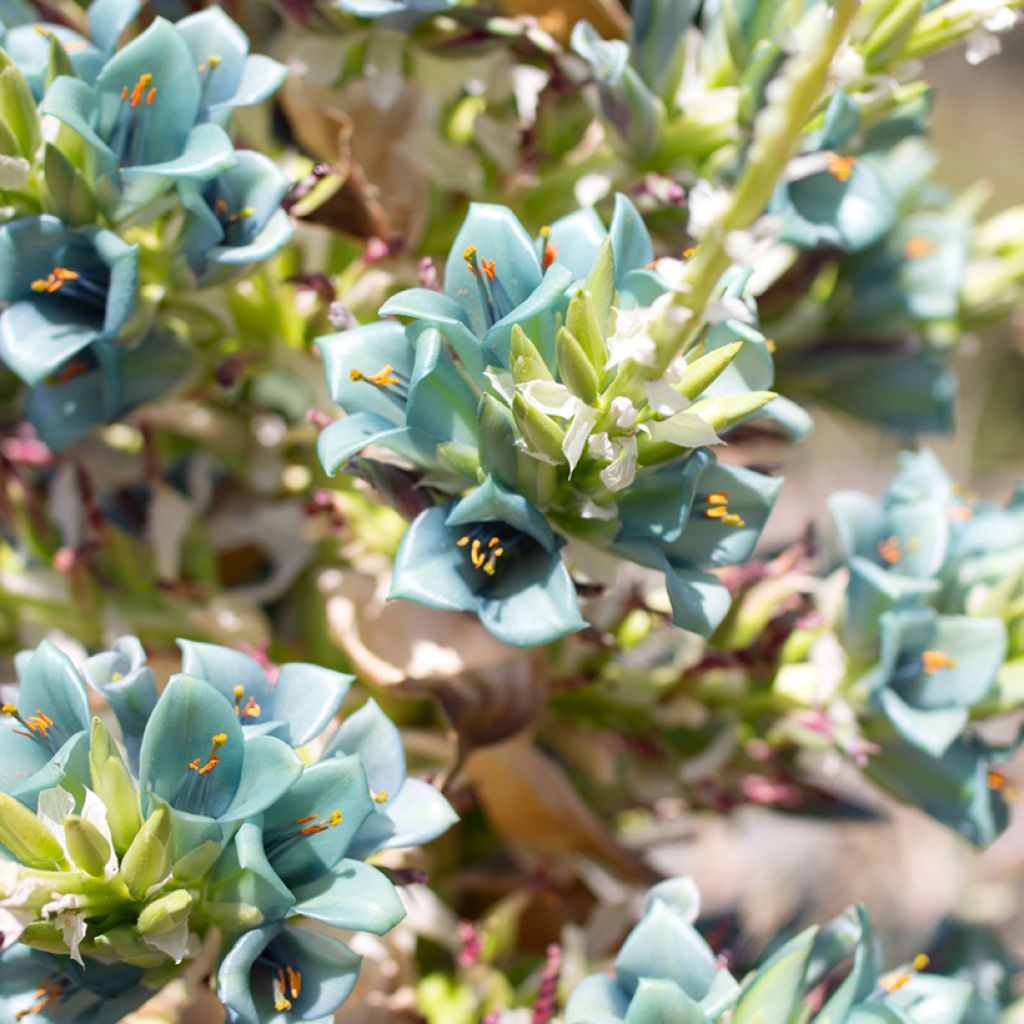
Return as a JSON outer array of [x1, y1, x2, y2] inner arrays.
[[0, 792, 66, 869], [436, 440, 481, 480], [20, 921, 71, 955], [510, 324, 554, 384], [44, 143, 99, 227], [65, 813, 112, 877], [516, 449, 558, 509], [686, 390, 776, 432], [45, 31, 77, 89], [200, 899, 264, 932], [674, 342, 743, 400], [93, 925, 173, 968], [733, 925, 817, 1024], [172, 838, 221, 881], [863, 0, 924, 71], [138, 888, 192, 937], [477, 394, 520, 490], [121, 806, 171, 900], [512, 391, 566, 464], [556, 326, 600, 403], [567, 288, 609, 368], [0, 49, 39, 157], [89, 718, 142, 856]]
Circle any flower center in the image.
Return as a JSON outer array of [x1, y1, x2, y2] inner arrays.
[[826, 152, 855, 182], [263, 809, 345, 861], [29, 266, 109, 310], [3, 703, 70, 756], [273, 964, 302, 1012], [538, 226, 557, 270], [456, 527, 509, 577], [462, 244, 515, 327], [232, 685, 263, 721], [876, 535, 902, 565], [921, 649, 957, 673], [698, 492, 745, 528], [878, 953, 929, 994], [15, 978, 66, 1020], [349, 364, 403, 389], [109, 72, 158, 166], [171, 733, 228, 816]]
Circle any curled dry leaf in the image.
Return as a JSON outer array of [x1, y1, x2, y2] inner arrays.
[[499, 0, 629, 43]]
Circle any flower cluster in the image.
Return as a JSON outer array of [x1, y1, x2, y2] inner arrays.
[[0, 636, 456, 1022], [318, 195, 794, 646], [0, 2, 293, 449], [565, 876, 974, 1024]]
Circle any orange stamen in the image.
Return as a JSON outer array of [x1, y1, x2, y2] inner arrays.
[[904, 235, 935, 260], [922, 649, 957, 673], [826, 153, 856, 182], [877, 536, 902, 565]]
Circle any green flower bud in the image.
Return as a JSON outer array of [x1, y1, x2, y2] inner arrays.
[[510, 324, 554, 384], [65, 813, 112, 878], [171, 839, 221, 882], [686, 390, 776, 433], [93, 925, 172, 969], [120, 806, 170, 900], [556, 327, 600, 404], [138, 889, 192, 938], [516, 449, 558, 509], [863, 0, 923, 71], [89, 718, 143, 855], [202, 899, 265, 932], [477, 394, 519, 490], [20, 921, 70, 956], [567, 289, 609, 369], [437, 440, 481, 479], [0, 793, 65, 869], [674, 341, 743, 400], [0, 49, 40, 157], [582, 241, 615, 330], [512, 392, 566, 464]]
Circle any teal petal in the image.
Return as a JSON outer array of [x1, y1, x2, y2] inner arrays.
[[615, 900, 717, 999], [273, 926, 362, 1020], [446, 476, 557, 551], [374, 777, 458, 850], [220, 734, 302, 823], [38, 76, 119, 186], [482, 263, 574, 368], [317, 321, 412, 420], [828, 490, 886, 563], [207, 819, 295, 927], [122, 122, 236, 182], [175, 7, 247, 103], [0, 722, 51, 797], [273, 663, 353, 748], [292, 858, 405, 933], [0, 299, 100, 385], [642, 878, 701, 922], [445, 203, 542, 336], [625, 979, 705, 1024], [389, 507, 478, 614], [566, 975, 630, 1023], [378, 291, 483, 379], [320, 700, 406, 799], [217, 925, 282, 1024], [17, 639, 90, 741], [547, 207, 607, 280], [616, 451, 712, 546], [4, 24, 104, 98], [205, 208, 293, 272], [88, 0, 142, 53], [262, 755, 374, 888], [317, 412, 431, 476], [608, 193, 654, 278], [0, 729, 89, 808], [881, 974, 973, 1023], [884, 501, 950, 578], [209, 53, 288, 116], [178, 638, 274, 714], [878, 688, 968, 759], [406, 327, 478, 447], [662, 565, 733, 637], [139, 674, 244, 820], [885, 448, 955, 507]]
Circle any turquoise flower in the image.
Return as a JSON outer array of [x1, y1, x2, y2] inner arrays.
[[217, 921, 363, 1024], [319, 697, 460, 855], [178, 151, 294, 283], [389, 477, 588, 648], [379, 202, 574, 373], [176, 639, 352, 748], [332, 0, 460, 18], [137, 674, 303, 864], [0, 215, 138, 388], [39, 18, 238, 217], [0, 641, 90, 807], [175, 7, 287, 124], [0, 948, 152, 1024]]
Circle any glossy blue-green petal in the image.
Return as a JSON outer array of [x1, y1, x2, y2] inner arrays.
[[178, 638, 274, 713], [406, 327, 478, 446], [571, 19, 630, 81], [609, 193, 654, 277], [878, 688, 967, 759], [273, 663, 353, 748], [881, 974, 973, 1023], [774, 161, 895, 251], [218, 925, 282, 1024], [317, 413, 431, 476], [885, 501, 950, 578], [643, 878, 701, 922], [8, 731, 91, 808], [88, 0, 141, 54], [82, 636, 157, 771], [38, 76, 120, 185], [175, 7, 247, 98], [210, 53, 288, 116], [482, 263, 575, 368], [828, 490, 886, 564], [207, 209, 293, 271], [320, 699, 406, 799], [625, 979, 705, 1024], [389, 507, 478, 614], [207, 819, 295, 926], [124, 122, 236, 181], [662, 462, 783, 569], [616, 452, 711, 546], [663, 565, 733, 638], [812, 907, 879, 1023], [885, 448, 954, 507], [447, 476, 557, 552], [263, 755, 374, 888], [566, 974, 630, 1023], [547, 207, 607, 280], [375, 777, 458, 850], [17, 639, 90, 740], [292, 858, 405, 933], [477, 555, 586, 647], [93, 19, 200, 164], [276, 926, 362, 1020], [0, 301, 102, 386], [615, 900, 717, 999], [378, 290, 484, 378], [221, 734, 302, 822], [445, 203, 542, 336], [4, 24, 104, 98], [318, 320, 412, 419], [139, 673, 244, 820], [899, 212, 970, 322], [0, 721, 52, 797]]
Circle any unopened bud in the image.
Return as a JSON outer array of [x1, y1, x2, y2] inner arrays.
[[0, 793, 65, 869], [556, 327, 600, 403], [89, 719, 142, 855], [120, 806, 170, 899], [512, 392, 566, 464], [510, 324, 554, 384], [138, 888, 192, 937], [64, 814, 112, 877]]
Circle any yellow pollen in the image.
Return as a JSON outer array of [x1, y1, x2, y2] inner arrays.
[[826, 152, 856, 182], [274, 969, 293, 1012], [912, 954, 930, 972], [463, 245, 477, 263], [328, 810, 343, 826], [208, 53, 222, 67], [922, 649, 957, 673], [239, 206, 254, 218], [456, 534, 470, 547], [350, 365, 400, 387], [373, 790, 389, 804], [2, 704, 17, 716], [904, 235, 935, 260], [721, 514, 746, 527], [704, 492, 729, 505], [212, 733, 228, 748], [877, 536, 902, 565], [31, 267, 79, 293], [879, 970, 913, 994], [539, 225, 551, 239], [765, 338, 776, 353], [682, 246, 698, 258], [705, 506, 728, 519], [233, 685, 245, 699], [471, 538, 484, 568]]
